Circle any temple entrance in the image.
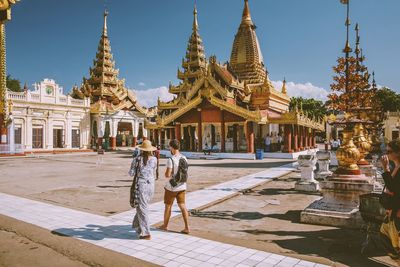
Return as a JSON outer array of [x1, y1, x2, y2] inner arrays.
[[91, 121, 98, 148], [32, 127, 43, 149], [103, 122, 111, 150], [117, 122, 133, 147], [53, 129, 64, 148], [202, 124, 221, 151], [182, 125, 197, 152]]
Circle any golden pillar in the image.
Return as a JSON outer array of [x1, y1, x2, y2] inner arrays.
[[0, 1, 20, 143]]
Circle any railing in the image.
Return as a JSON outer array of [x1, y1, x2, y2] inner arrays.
[[7, 91, 90, 107], [30, 94, 40, 101], [0, 144, 24, 155], [7, 92, 26, 100], [70, 99, 84, 105]]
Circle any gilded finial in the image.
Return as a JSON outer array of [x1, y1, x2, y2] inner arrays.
[[193, 0, 198, 30], [241, 0, 253, 26], [103, 10, 108, 36], [0, 0, 20, 11], [282, 78, 287, 94], [355, 23, 361, 59], [372, 71, 377, 89]]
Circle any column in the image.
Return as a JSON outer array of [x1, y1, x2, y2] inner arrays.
[[142, 122, 148, 141], [309, 129, 314, 149], [66, 112, 72, 149], [47, 118, 53, 150], [97, 117, 105, 148], [0, 123, 6, 144], [246, 121, 255, 154], [304, 127, 309, 149], [233, 124, 238, 152], [26, 115, 32, 150], [283, 124, 293, 153], [110, 119, 118, 150], [131, 121, 137, 147], [221, 111, 225, 153], [198, 109, 202, 152], [175, 123, 181, 141], [313, 129, 317, 147], [298, 126, 303, 150], [7, 116, 15, 153], [152, 129, 157, 145], [293, 125, 299, 152]]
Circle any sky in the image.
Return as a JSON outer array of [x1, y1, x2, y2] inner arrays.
[[5, 0, 400, 107]]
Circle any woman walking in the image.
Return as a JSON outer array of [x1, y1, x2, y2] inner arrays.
[[380, 139, 400, 259], [129, 140, 157, 240]]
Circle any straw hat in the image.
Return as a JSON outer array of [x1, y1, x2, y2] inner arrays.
[[136, 140, 157, 152]]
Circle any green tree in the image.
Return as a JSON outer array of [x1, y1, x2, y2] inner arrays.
[[6, 75, 22, 92], [374, 87, 400, 112], [289, 97, 327, 121]]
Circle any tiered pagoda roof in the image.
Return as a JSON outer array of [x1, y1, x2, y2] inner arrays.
[[154, 0, 303, 129], [72, 11, 153, 116], [229, 0, 266, 85]]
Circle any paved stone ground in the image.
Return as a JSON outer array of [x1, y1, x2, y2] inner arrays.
[[0, 152, 292, 216], [0, 159, 329, 267], [175, 172, 392, 267]]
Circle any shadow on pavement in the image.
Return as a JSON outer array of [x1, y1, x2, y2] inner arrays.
[[190, 210, 269, 221], [240, 228, 388, 267]]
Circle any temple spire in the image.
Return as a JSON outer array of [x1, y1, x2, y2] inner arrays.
[[76, 10, 120, 101], [103, 10, 108, 37], [355, 23, 360, 60], [193, 1, 198, 31], [372, 71, 377, 89], [230, 0, 266, 84], [282, 78, 287, 94], [179, 1, 206, 77], [241, 0, 253, 26]]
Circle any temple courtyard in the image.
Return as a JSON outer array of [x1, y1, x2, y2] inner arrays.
[[0, 151, 395, 267]]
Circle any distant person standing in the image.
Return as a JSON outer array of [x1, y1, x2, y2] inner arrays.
[[271, 132, 277, 152], [264, 134, 271, 152], [159, 139, 190, 234], [277, 133, 283, 152], [129, 140, 157, 240]]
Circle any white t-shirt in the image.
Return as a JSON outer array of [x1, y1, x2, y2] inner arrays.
[[164, 153, 187, 192], [265, 137, 271, 145]]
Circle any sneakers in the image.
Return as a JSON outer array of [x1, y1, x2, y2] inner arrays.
[[139, 235, 151, 240]]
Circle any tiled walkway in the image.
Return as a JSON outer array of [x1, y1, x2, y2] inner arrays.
[[111, 163, 297, 225], [0, 163, 330, 267]]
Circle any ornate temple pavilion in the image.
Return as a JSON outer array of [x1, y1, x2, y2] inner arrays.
[[147, 0, 324, 153], [72, 11, 155, 150]]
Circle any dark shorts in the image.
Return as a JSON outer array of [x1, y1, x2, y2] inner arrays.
[[164, 189, 186, 205]]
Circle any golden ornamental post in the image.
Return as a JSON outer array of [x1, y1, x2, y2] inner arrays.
[[0, 0, 19, 143]]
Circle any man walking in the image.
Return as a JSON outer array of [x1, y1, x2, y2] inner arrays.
[[159, 139, 190, 234]]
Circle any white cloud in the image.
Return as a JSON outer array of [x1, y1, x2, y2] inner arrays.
[[133, 86, 174, 108], [138, 82, 146, 86], [132, 81, 329, 108], [272, 80, 329, 101]]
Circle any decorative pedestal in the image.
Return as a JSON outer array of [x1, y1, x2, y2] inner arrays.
[[315, 151, 332, 180], [358, 164, 375, 178], [301, 174, 374, 228], [295, 154, 320, 192]]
